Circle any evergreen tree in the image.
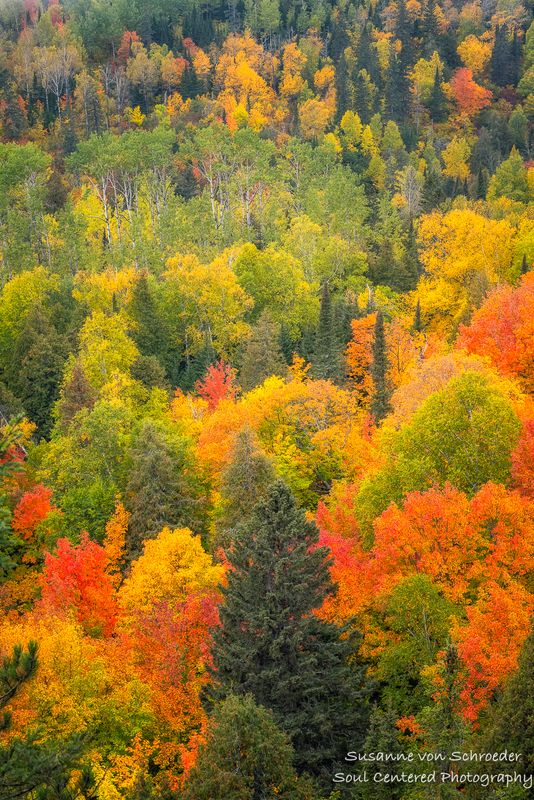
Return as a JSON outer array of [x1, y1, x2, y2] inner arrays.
[[371, 311, 391, 423], [491, 25, 509, 86], [357, 23, 381, 87], [215, 428, 276, 551], [521, 254, 529, 275], [56, 361, 96, 430], [0, 422, 25, 579], [359, 705, 407, 798], [508, 28, 521, 87], [385, 51, 409, 123], [313, 282, 341, 381], [182, 694, 306, 800], [336, 293, 362, 351], [208, 481, 370, 785], [125, 420, 206, 562], [422, 0, 440, 57], [428, 67, 447, 122], [394, 0, 413, 70], [476, 168, 488, 200], [128, 273, 167, 363], [1, 642, 38, 731], [239, 313, 287, 392], [486, 628, 534, 778], [9, 309, 67, 439], [417, 643, 470, 796], [413, 298, 422, 333]]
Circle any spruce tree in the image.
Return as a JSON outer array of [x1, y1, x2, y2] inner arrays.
[[215, 428, 276, 550], [385, 51, 409, 124], [9, 309, 67, 439], [422, 0, 440, 57], [239, 313, 286, 391], [521, 254, 529, 275], [359, 706, 407, 799], [413, 298, 422, 333], [486, 628, 534, 778], [208, 481, 370, 785], [428, 67, 447, 122], [125, 420, 206, 561], [371, 311, 391, 423], [313, 282, 341, 381], [128, 273, 166, 363], [491, 25, 509, 87]]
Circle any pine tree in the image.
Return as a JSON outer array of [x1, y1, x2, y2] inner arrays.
[[124, 420, 206, 561], [476, 168, 488, 200], [371, 311, 391, 423], [239, 313, 286, 392], [417, 643, 470, 795], [357, 23, 381, 87], [0, 422, 25, 579], [385, 51, 409, 124], [507, 28, 521, 86], [313, 282, 341, 381], [521, 254, 529, 275], [215, 428, 276, 551], [208, 481, 370, 785], [0, 642, 38, 731]]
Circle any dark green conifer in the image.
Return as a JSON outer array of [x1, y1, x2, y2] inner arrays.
[[182, 694, 303, 800], [239, 313, 286, 391], [371, 310, 391, 423], [215, 428, 276, 550], [486, 628, 534, 778], [313, 282, 341, 381], [128, 273, 166, 363], [428, 67, 447, 122], [208, 480, 370, 785], [359, 706, 407, 798], [125, 420, 207, 562]]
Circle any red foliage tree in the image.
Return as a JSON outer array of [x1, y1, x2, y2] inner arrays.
[[511, 418, 534, 498], [12, 485, 56, 541], [117, 31, 142, 64], [195, 360, 237, 410], [40, 534, 118, 637], [449, 68, 492, 116], [458, 273, 534, 394]]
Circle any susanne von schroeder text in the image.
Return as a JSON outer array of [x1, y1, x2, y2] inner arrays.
[[344, 751, 523, 762]]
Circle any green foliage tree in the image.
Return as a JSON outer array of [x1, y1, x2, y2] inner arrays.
[[181, 694, 305, 800], [357, 372, 521, 532]]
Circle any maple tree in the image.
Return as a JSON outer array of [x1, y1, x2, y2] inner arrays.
[[39, 534, 118, 637]]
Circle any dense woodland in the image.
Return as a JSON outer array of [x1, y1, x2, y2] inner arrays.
[[0, 0, 533, 798]]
